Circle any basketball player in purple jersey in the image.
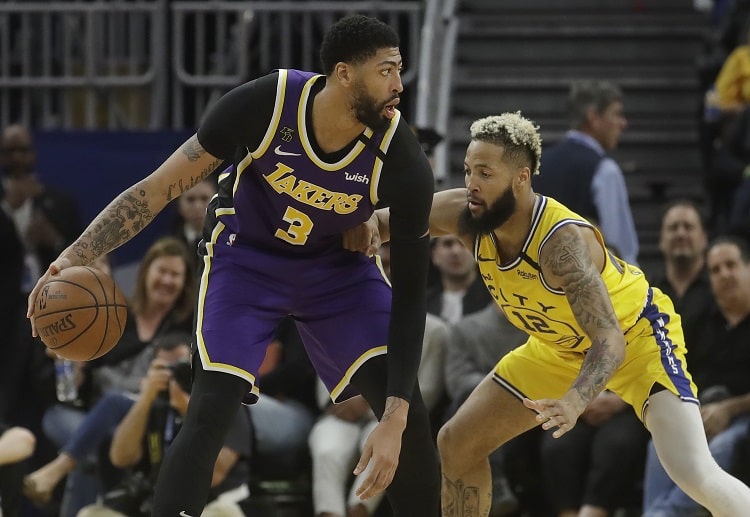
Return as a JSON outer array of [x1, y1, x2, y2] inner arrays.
[[27, 15, 439, 517]]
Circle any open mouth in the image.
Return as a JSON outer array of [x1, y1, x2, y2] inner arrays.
[[383, 98, 400, 119]]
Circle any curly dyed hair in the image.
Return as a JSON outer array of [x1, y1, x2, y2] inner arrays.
[[469, 112, 542, 175]]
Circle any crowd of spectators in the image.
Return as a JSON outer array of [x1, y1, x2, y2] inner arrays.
[[3, 3, 750, 517]]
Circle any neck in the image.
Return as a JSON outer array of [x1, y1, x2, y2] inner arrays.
[[720, 297, 750, 328], [442, 270, 476, 293], [493, 190, 536, 255], [312, 85, 365, 153], [665, 257, 704, 298]]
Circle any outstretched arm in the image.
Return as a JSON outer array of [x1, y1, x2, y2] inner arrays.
[[27, 135, 223, 327], [524, 224, 626, 438], [343, 188, 469, 252]]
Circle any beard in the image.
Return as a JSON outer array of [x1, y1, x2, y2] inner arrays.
[[352, 80, 393, 132], [458, 185, 517, 235]]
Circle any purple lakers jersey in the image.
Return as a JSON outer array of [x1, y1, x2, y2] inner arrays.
[[207, 69, 401, 257]]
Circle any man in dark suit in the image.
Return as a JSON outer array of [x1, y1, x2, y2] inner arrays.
[[1, 124, 82, 293]]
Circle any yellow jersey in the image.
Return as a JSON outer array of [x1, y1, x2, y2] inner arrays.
[[474, 195, 649, 352]]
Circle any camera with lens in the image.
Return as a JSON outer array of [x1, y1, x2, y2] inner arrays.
[[169, 360, 193, 394]]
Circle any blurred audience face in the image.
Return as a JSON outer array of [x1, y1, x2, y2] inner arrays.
[[659, 203, 707, 266], [707, 241, 750, 309], [0, 125, 35, 177], [145, 255, 187, 310], [431, 235, 475, 283], [589, 101, 627, 151], [178, 180, 216, 232]]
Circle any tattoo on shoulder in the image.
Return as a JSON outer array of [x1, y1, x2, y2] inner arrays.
[[542, 226, 617, 331]]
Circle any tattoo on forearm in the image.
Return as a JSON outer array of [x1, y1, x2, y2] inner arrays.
[[441, 475, 481, 517], [181, 136, 206, 162], [380, 398, 403, 423], [543, 226, 623, 404], [573, 337, 621, 404], [70, 188, 154, 264], [166, 157, 222, 201]]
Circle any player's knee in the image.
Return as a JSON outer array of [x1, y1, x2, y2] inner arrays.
[[437, 420, 468, 468]]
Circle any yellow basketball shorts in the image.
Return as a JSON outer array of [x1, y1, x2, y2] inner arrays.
[[493, 287, 699, 421]]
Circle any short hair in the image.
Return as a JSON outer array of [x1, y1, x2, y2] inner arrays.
[[567, 80, 623, 128], [708, 235, 750, 263], [320, 15, 400, 76], [153, 331, 192, 352], [469, 112, 542, 175], [660, 198, 706, 231]]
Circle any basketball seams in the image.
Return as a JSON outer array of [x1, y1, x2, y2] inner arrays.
[[84, 266, 108, 360], [36, 266, 128, 361]]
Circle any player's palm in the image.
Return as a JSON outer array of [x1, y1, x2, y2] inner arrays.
[[353, 419, 401, 500]]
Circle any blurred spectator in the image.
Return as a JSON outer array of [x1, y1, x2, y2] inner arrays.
[[76, 336, 251, 517], [643, 236, 750, 516], [250, 316, 318, 474], [704, 25, 750, 231], [651, 200, 712, 346], [533, 80, 637, 264], [168, 176, 218, 273], [428, 235, 493, 325], [0, 124, 81, 295], [307, 242, 447, 517], [0, 203, 24, 420], [713, 27, 750, 113], [0, 124, 82, 468], [540, 390, 650, 517], [24, 237, 195, 516], [0, 424, 36, 517], [442, 303, 526, 516]]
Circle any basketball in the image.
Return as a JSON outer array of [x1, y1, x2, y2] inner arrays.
[[34, 266, 128, 361]]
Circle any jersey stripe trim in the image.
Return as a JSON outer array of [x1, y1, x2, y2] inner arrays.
[[330, 346, 388, 402], [252, 69, 287, 158], [298, 75, 372, 171]]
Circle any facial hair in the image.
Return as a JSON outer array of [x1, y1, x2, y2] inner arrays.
[[458, 185, 517, 235], [352, 80, 392, 132]]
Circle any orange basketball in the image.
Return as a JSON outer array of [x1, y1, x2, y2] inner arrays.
[[34, 266, 128, 361]]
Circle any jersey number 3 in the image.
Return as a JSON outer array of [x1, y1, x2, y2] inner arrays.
[[275, 206, 313, 245]]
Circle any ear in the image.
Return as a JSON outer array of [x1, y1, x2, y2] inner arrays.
[[584, 107, 599, 129], [334, 62, 354, 87], [515, 166, 531, 191]]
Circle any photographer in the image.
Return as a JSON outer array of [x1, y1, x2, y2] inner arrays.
[[77, 337, 251, 517]]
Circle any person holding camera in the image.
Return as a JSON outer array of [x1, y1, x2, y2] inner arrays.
[[77, 335, 251, 517]]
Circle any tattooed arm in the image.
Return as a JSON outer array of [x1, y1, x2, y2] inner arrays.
[[523, 223, 626, 438], [27, 135, 223, 327]]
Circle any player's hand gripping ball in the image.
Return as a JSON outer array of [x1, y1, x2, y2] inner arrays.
[[34, 266, 128, 361]]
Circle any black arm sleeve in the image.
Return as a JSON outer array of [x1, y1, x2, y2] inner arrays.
[[377, 118, 434, 401], [196, 72, 280, 160]]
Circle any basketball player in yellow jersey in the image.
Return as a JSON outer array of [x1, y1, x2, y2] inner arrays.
[[345, 112, 750, 516]]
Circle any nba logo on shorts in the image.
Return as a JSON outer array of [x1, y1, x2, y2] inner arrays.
[[227, 233, 236, 246]]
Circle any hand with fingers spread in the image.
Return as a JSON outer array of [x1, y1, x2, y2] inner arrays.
[[524, 390, 586, 439], [27, 256, 75, 336]]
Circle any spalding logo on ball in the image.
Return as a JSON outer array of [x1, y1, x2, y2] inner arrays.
[[35, 266, 128, 361]]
